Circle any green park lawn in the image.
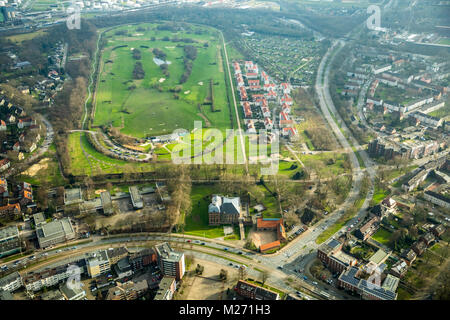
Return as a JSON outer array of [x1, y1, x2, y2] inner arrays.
[[93, 23, 232, 138], [373, 186, 390, 204], [371, 227, 392, 245], [182, 185, 225, 238]]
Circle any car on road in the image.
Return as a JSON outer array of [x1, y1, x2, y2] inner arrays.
[[296, 291, 302, 297], [303, 276, 308, 280], [186, 240, 191, 243], [312, 281, 318, 285], [201, 242, 205, 245], [224, 248, 228, 251], [277, 266, 283, 270]]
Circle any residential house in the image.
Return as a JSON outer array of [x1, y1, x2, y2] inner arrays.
[[0, 272, 22, 293], [154, 276, 176, 300], [234, 280, 280, 300], [106, 279, 148, 300], [0, 203, 21, 220], [59, 282, 86, 300], [355, 217, 379, 241], [420, 232, 435, 247], [0, 120, 6, 131], [0, 225, 21, 258], [85, 250, 111, 278], [0, 159, 10, 172], [128, 248, 157, 271], [411, 241, 426, 256], [390, 260, 408, 278], [431, 224, 446, 238], [400, 249, 417, 266], [155, 242, 185, 281], [424, 191, 450, 209]]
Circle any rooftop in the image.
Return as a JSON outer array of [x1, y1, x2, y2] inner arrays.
[[0, 225, 19, 240], [155, 242, 183, 263], [369, 249, 389, 266]]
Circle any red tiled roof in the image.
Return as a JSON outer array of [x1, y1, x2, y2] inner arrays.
[[260, 241, 281, 252]]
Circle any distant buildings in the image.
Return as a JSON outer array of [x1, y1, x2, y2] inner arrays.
[[424, 190, 450, 209], [155, 242, 185, 281], [368, 137, 440, 161]]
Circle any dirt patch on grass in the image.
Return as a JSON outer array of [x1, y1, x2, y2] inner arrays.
[[22, 158, 50, 176], [249, 230, 277, 248], [177, 258, 238, 300], [197, 113, 211, 127]]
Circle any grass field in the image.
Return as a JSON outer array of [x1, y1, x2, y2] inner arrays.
[[16, 143, 66, 187], [93, 23, 232, 138], [182, 185, 225, 238], [373, 185, 389, 204], [428, 103, 449, 119], [316, 195, 365, 244], [371, 227, 392, 245], [299, 152, 351, 177], [5, 29, 48, 43]]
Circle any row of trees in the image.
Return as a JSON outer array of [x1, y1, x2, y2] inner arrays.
[[132, 61, 145, 79], [180, 45, 198, 84]]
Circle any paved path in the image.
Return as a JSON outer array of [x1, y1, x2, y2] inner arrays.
[[220, 30, 248, 175]]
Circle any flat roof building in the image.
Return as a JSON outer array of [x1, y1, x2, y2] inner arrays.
[[235, 280, 280, 300], [33, 212, 46, 227], [64, 188, 83, 205], [36, 218, 75, 249], [0, 225, 21, 258], [155, 242, 185, 281], [369, 249, 390, 266], [0, 271, 22, 292], [100, 191, 113, 215], [60, 282, 86, 300], [129, 186, 143, 209], [85, 250, 110, 278], [154, 276, 176, 300]]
